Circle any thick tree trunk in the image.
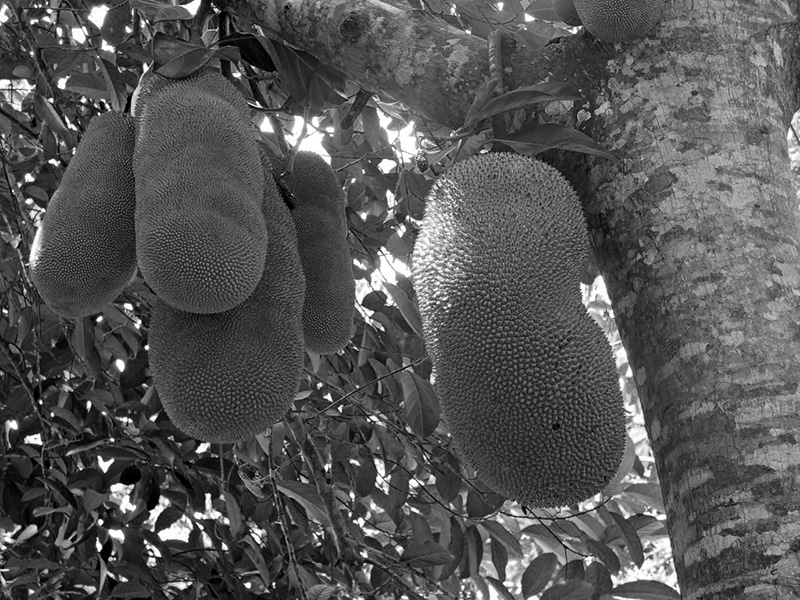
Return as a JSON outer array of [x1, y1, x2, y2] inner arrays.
[[219, 0, 800, 597]]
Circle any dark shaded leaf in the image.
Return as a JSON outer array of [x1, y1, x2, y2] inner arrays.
[[276, 481, 331, 527], [487, 576, 516, 600], [462, 82, 581, 127], [609, 511, 645, 567], [521, 552, 558, 598], [401, 541, 454, 567], [399, 370, 440, 438], [541, 581, 595, 600], [383, 281, 425, 338], [494, 123, 620, 163], [611, 581, 681, 600]]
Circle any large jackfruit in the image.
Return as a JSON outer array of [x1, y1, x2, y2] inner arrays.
[[572, 0, 664, 42], [148, 152, 305, 443], [29, 111, 136, 318], [272, 152, 355, 354], [412, 152, 625, 508], [133, 69, 268, 314]]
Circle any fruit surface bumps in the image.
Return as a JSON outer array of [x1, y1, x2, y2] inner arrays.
[[133, 69, 268, 314], [29, 111, 137, 318], [272, 152, 355, 354], [148, 152, 305, 443], [573, 0, 665, 42], [412, 152, 626, 507]]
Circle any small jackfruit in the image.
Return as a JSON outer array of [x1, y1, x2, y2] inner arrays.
[[554, 0, 583, 27], [572, 0, 664, 42], [29, 111, 137, 318], [148, 152, 305, 443], [133, 69, 268, 314], [412, 152, 625, 508], [272, 152, 355, 354]]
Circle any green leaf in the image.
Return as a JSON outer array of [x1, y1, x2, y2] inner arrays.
[[624, 483, 666, 512], [541, 581, 595, 600], [463, 77, 500, 126], [398, 370, 440, 439], [382, 281, 425, 338], [486, 576, 516, 600], [611, 580, 681, 600], [609, 511, 645, 567], [462, 82, 581, 127], [64, 73, 110, 101], [521, 552, 558, 598], [586, 538, 620, 574], [480, 520, 522, 557], [152, 33, 214, 79], [224, 491, 243, 538], [494, 123, 620, 163], [400, 541, 454, 567], [276, 481, 331, 527]]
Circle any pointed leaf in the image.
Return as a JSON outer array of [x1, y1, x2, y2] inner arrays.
[[480, 520, 522, 557], [400, 541, 454, 567], [495, 123, 620, 163], [486, 576, 516, 600], [383, 281, 425, 338], [463, 77, 500, 126], [609, 511, 644, 567], [462, 82, 581, 127], [611, 581, 681, 600], [276, 481, 331, 527], [586, 538, 620, 574], [398, 371, 440, 439], [541, 581, 595, 600], [152, 33, 214, 78], [521, 552, 558, 598]]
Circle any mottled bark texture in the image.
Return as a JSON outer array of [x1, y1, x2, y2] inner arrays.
[[217, 0, 800, 597]]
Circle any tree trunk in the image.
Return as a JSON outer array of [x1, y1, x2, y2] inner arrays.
[[219, 0, 800, 596]]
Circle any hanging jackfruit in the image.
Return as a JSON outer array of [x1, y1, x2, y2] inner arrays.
[[272, 152, 355, 354], [29, 111, 137, 319], [412, 152, 625, 508], [133, 69, 268, 314], [572, 0, 664, 42], [148, 151, 305, 443]]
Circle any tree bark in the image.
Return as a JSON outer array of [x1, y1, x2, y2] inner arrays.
[[217, 0, 800, 597]]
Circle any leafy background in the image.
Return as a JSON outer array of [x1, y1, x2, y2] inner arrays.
[[0, 0, 699, 598]]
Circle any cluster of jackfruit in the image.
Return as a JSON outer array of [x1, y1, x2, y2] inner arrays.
[[28, 68, 356, 443], [412, 152, 626, 508], [571, 0, 665, 42]]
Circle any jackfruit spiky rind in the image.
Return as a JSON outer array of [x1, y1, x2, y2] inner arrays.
[[148, 152, 305, 443], [554, 0, 583, 27], [133, 69, 268, 314], [572, 0, 664, 42], [412, 152, 625, 508], [29, 111, 137, 318], [272, 152, 355, 354]]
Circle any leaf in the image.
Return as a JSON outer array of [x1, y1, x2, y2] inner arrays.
[[400, 541, 454, 567], [486, 576, 516, 600], [64, 73, 110, 101], [152, 33, 214, 78], [480, 520, 522, 557], [586, 538, 620, 574], [463, 77, 500, 127], [521, 552, 558, 598], [624, 483, 666, 512], [462, 82, 581, 127], [276, 481, 331, 527], [307, 585, 340, 600], [494, 123, 620, 163], [541, 581, 595, 600], [465, 487, 504, 518], [609, 511, 644, 567], [382, 281, 425, 338], [611, 580, 681, 600], [224, 491, 243, 538], [398, 371, 440, 439]]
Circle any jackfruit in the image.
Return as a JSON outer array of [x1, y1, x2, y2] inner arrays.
[[554, 0, 582, 27], [133, 69, 268, 314], [272, 152, 355, 354], [572, 0, 664, 42], [148, 151, 305, 443], [29, 111, 137, 318], [411, 152, 625, 508]]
